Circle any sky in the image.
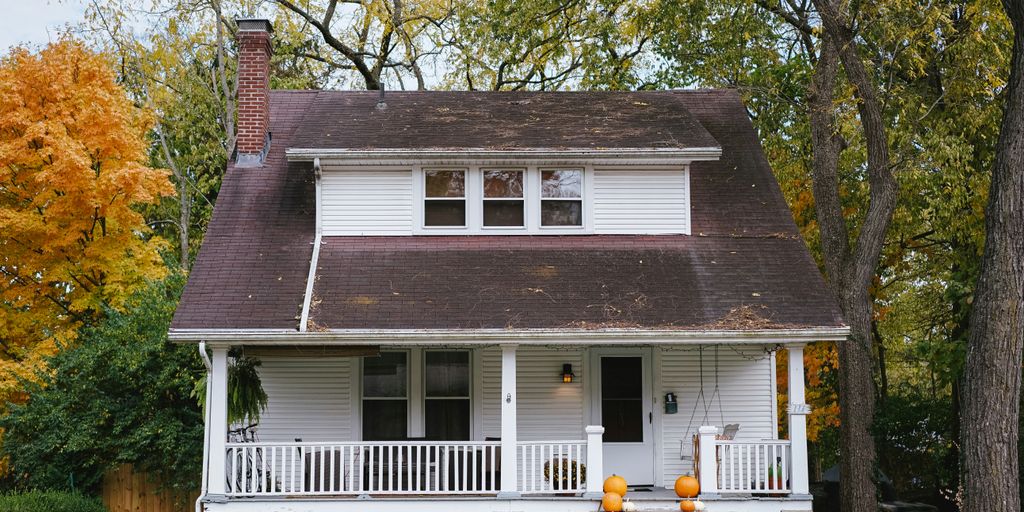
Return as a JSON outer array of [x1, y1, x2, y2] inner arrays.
[[0, 0, 88, 51]]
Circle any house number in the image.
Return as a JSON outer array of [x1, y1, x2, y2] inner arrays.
[[506, 393, 512, 403]]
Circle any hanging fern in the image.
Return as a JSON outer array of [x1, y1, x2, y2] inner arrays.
[[193, 352, 268, 426]]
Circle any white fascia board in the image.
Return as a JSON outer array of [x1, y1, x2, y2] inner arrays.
[[168, 326, 850, 345], [285, 147, 723, 166]]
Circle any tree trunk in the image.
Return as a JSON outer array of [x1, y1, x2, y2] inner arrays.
[[807, 0, 899, 507], [961, 1, 1024, 510]]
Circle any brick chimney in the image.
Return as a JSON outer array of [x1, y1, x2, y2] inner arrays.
[[235, 18, 273, 167]]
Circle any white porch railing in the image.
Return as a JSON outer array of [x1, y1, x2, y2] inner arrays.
[[517, 440, 587, 494], [695, 428, 792, 496], [224, 441, 500, 496], [717, 440, 791, 494]]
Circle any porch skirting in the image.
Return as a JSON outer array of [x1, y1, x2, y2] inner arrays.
[[202, 494, 813, 512]]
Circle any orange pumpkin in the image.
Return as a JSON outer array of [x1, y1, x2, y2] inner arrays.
[[679, 500, 696, 512], [602, 492, 624, 512], [604, 474, 628, 496], [674, 475, 700, 498]]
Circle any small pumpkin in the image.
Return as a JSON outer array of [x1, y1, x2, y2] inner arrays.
[[693, 500, 706, 511], [604, 474, 628, 496], [679, 500, 696, 512], [602, 492, 624, 512], [622, 499, 638, 512], [674, 475, 700, 498]]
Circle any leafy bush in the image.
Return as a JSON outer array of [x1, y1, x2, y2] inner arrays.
[[0, 490, 107, 512], [0, 276, 204, 495]]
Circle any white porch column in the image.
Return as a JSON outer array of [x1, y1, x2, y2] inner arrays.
[[207, 346, 230, 495], [499, 344, 519, 497], [584, 425, 605, 498], [787, 344, 811, 495], [697, 426, 719, 496]]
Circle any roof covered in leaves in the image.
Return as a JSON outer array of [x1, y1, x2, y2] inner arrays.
[[170, 89, 845, 332]]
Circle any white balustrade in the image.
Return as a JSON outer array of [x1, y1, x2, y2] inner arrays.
[[224, 441, 500, 496], [516, 440, 587, 494], [715, 440, 792, 495]]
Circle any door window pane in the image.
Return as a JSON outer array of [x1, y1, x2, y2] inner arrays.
[[601, 357, 644, 442]]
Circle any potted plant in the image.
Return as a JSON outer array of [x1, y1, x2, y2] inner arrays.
[[544, 458, 586, 495]]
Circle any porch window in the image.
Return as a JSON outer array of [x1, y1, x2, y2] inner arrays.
[[424, 351, 471, 440], [424, 170, 466, 226], [540, 169, 583, 227], [482, 169, 525, 227], [362, 351, 408, 440]]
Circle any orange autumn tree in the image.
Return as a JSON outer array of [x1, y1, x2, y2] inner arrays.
[[776, 343, 841, 442], [0, 40, 172, 404]]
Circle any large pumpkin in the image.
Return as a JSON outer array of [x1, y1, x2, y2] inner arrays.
[[602, 492, 624, 512], [679, 500, 696, 512], [604, 474, 628, 496], [674, 475, 700, 498]]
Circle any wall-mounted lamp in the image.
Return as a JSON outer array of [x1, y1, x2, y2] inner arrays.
[[562, 364, 575, 383], [664, 392, 678, 414]]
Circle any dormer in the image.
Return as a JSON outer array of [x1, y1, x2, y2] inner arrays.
[[285, 94, 721, 236]]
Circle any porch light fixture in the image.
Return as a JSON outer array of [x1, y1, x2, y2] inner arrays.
[[562, 364, 575, 383]]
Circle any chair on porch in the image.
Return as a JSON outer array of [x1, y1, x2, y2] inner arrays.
[[303, 448, 348, 492]]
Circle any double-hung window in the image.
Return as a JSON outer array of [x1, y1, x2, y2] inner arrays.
[[482, 169, 524, 227], [424, 170, 466, 227], [362, 351, 409, 441], [540, 169, 583, 227], [362, 350, 471, 441]]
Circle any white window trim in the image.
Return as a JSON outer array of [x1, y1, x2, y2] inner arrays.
[[412, 165, 591, 235], [422, 168, 469, 229], [538, 167, 585, 230], [481, 168, 527, 230], [358, 348, 475, 441]]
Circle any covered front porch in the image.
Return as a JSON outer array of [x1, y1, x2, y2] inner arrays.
[[198, 338, 820, 511]]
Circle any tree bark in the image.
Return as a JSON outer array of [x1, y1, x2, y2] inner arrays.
[[961, 1, 1024, 510], [808, 1, 900, 509]]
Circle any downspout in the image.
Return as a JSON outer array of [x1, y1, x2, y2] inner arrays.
[[196, 342, 213, 512], [299, 158, 323, 332]]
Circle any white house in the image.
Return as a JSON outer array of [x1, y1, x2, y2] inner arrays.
[[170, 18, 848, 512]]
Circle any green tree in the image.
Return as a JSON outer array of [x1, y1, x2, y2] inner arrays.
[[0, 276, 204, 496]]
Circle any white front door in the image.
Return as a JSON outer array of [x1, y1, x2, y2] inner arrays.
[[591, 349, 655, 485]]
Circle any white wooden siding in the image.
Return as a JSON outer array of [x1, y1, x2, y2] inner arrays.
[[254, 356, 354, 442], [592, 169, 689, 234], [658, 346, 776, 485], [480, 347, 586, 441], [321, 169, 413, 235]]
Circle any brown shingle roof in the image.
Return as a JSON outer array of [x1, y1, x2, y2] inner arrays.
[[290, 91, 720, 150], [171, 89, 844, 332]]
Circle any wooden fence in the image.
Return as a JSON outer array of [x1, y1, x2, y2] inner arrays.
[[101, 464, 198, 512]]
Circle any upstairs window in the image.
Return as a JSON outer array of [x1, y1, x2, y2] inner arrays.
[[482, 169, 524, 227], [424, 170, 466, 227], [541, 169, 583, 227]]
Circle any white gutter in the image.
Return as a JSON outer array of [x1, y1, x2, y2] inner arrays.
[[285, 147, 723, 163], [169, 326, 850, 345], [298, 158, 323, 332], [195, 342, 213, 512]]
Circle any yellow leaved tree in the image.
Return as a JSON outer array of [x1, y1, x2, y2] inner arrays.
[[0, 40, 172, 404]]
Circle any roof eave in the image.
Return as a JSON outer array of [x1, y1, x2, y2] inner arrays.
[[168, 326, 850, 345], [285, 147, 723, 166]]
